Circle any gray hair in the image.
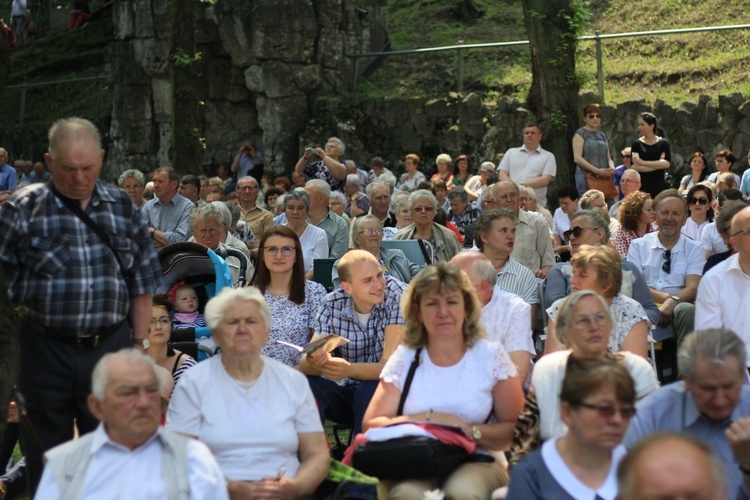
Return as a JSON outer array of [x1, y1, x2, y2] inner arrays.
[[346, 174, 361, 188], [365, 181, 389, 200], [226, 201, 241, 227], [447, 187, 469, 204], [378, 172, 397, 189], [554, 290, 614, 348], [571, 209, 611, 243], [580, 189, 605, 209], [48, 117, 102, 160], [408, 189, 439, 212], [327, 136, 345, 154], [330, 191, 347, 206], [211, 201, 232, 228], [436, 153, 452, 166], [305, 179, 331, 198], [204, 286, 272, 331], [520, 185, 536, 200], [351, 214, 382, 248], [91, 348, 159, 401], [394, 197, 410, 214], [118, 169, 145, 188], [621, 169, 641, 181], [283, 190, 310, 211], [275, 193, 287, 214], [678, 328, 747, 381], [190, 202, 223, 228], [237, 175, 259, 188], [455, 250, 497, 286]]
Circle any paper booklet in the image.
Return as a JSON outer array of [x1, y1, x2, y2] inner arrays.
[[275, 333, 349, 356]]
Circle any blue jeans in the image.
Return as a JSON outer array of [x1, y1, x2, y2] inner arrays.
[[307, 377, 379, 436]]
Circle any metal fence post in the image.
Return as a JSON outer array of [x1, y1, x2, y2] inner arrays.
[[457, 40, 464, 95], [595, 30, 604, 101], [19, 88, 27, 125]]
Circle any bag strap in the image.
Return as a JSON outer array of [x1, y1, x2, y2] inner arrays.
[[397, 347, 422, 416], [416, 239, 432, 265], [46, 181, 126, 273]]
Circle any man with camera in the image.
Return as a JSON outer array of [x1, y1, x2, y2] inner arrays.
[[231, 140, 265, 184]]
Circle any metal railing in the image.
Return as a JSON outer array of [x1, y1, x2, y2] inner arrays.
[[348, 24, 750, 99], [6, 75, 109, 124]]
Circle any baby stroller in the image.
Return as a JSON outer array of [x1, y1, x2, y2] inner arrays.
[[157, 242, 250, 360]]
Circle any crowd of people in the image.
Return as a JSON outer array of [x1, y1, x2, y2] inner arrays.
[[1, 113, 750, 499]]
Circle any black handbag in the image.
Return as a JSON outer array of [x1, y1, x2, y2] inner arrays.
[[352, 348, 488, 479]]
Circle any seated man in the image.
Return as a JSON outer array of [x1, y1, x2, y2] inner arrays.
[[300, 250, 405, 436], [624, 328, 750, 499], [451, 251, 534, 383], [609, 169, 641, 219], [36, 349, 227, 499], [304, 179, 349, 259]]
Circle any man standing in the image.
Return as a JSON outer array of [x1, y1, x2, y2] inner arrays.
[[295, 137, 348, 193], [695, 206, 750, 358], [299, 250, 405, 436], [304, 179, 349, 260], [36, 350, 227, 499], [142, 166, 195, 248], [624, 329, 750, 499], [178, 174, 202, 206], [0, 118, 162, 494], [236, 176, 274, 248], [230, 140, 264, 184], [0, 148, 18, 192], [609, 169, 641, 218], [497, 123, 557, 208], [447, 188, 479, 248], [451, 251, 534, 383], [627, 189, 705, 344], [489, 181, 555, 278]]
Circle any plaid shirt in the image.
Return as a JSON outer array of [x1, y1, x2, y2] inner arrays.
[[448, 203, 479, 246], [0, 181, 163, 330], [314, 276, 406, 383]]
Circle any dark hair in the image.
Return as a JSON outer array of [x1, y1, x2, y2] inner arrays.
[[370, 156, 386, 169], [639, 112, 658, 133], [688, 152, 709, 182], [180, 174, 201, 194], [264, 187, 284, 207], [152, 293, 173, 313], [453, 155, 474, 177], [434, 207, 448, 226], [716, 149, 737, 167], [560, 355, 636, 407], [154, 166, 180, 183], [717, 189, 744, 208], [418, 180, 436, 194], [250, 226, 306, 305], [686, 184, 715, 221], [558, 184, 580, 201]]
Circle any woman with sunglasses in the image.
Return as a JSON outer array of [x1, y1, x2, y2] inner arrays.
[[613, 191, 657, 259], [393, 189, 462, 262], [682, 184, 714, 242], [250, 226, 327, 368], [679, 152, 708, 195], [630, 112, 671, 199], [509, 290, 657, 470], [507, 355, 636, 500], [572, 104, 616, 199]]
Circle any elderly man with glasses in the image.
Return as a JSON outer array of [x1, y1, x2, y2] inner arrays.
[[236, 176, 274, 248]]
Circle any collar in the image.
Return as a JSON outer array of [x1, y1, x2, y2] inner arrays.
[[520, 144, 544, 154], [725, 253, 749, 277], [50, 181, 113, 209], [515, 208, 532, 224], [653, 232, 687, 252], [155, 192, 178, 207], [90, 423, 163, 455], [368, 208, 394, 225]]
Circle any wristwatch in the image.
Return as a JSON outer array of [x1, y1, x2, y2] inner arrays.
[[134, 337, 150, 349], [472, 425, 482, 442], [669, 295, 680, 302]]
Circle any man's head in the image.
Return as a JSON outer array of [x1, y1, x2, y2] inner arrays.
[[88, 349, 162, 450], [450, 251, 495, 306], [179, 174, 201, 204], [291, 170, 306, 188], [236, 176, 260, 206], [21, 161, 32, 174], [679, 328, 747, 422], [118, 169, 146, 207], [491, 181, 520, 214], [0, 148, 7, 165], [653, 189, 688, 241], [619, 169, 641, 197], [337, 249, 386, 314], [190, 203, 224, 250], [729, 206, 750, 258], [44, 118, 104, 202], [618, 433, 726, 500], [447, 188, 469, 217], [304, 179, 331, 212], [151, 166, 179, 203], [344, 174, 361, 197], [522, 123, 542, 151], [366, 181, 391, 219], [33, 161, 45, 177], [369, 156, 386, 174], [474, 208, 516, 256]]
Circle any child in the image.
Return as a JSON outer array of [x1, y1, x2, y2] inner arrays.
[[169, 282, 215, 353]]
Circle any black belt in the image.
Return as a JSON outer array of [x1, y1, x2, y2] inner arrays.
[[28, 319, 129, 348]]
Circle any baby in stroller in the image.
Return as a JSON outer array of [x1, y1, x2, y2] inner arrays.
[[169, 281, 214, 353]]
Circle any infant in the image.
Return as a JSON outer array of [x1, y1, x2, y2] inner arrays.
[[170, 283, 215, 353]]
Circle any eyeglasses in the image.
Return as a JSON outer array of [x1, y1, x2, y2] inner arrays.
[[263, 246, 295, 257], [620, 179, 638, 184], [150, 318, 171, 326], [482, 199, 496, 206], [586, 114, 602, 119], [662, 249, 672, 274], [195, 227, 220, 236], [575, 402, 637, 419], [563, 226, 594, 240], [732, 227, 750, 238], [413, 206, 435, 213], [571, 312, 609, 330], [622, 155, 632, 159], [688, 196, 709, 206], [239, 185, 258, 191], [358, 227, 384, 236]]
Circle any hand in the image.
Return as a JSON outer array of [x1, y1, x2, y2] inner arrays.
[[658, 299, 677, 327], [228, 477, 300, 500], [533, 269, 548, 279], [7, 402, 18, 424], [727, 417, 750, 469], [602, 168, 616, 177], [320, 357, 351, 381], [315, 147, 327, 159], [307, 351, 331, 372], [427, 411, 472, 439]]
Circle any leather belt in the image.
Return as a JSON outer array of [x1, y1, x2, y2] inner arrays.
[[28, 319, 129, 348]]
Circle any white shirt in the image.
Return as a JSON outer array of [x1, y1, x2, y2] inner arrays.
[[680, 217, 709, 242], [481, 285, 535, 355], [294, 223, 329, 272], [497, 145, 557, 208], [551, 207, 574, 241], [695, 253, 750, 364], [626, 232, 705, 295], [36, 425, 228, 500], [701, 222, 725, 255]]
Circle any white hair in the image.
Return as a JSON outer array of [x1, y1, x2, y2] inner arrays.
[[327, 137, 345, 154], [91, 349, 159, 401], [346, 174, 361, 188], [204, 287, 273, 331], [211, 201, 232, 228], [118, 169, 145, 188], [305, 179, 331, 198], [378, 172, 397, 189]]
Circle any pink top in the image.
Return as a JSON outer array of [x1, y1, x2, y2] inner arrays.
[[613, 222, 658, 258]]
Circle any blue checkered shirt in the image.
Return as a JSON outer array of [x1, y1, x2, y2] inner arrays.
[[0, 181, 163, 330]]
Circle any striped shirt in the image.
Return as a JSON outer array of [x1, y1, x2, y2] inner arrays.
[[495, 255, 540, 305], [511, 209, 555, 273]]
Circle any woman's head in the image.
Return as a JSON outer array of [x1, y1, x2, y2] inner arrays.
[[567, 210, 610, 254], [401, 262, 485, 349], [583, 104, 602, 128], [435, 153, 452, 173], [618, 191, 654, 231], [570, 244, 622, 298], [283, 190, 310, 224], [149, 294, 173, 344], [408, 189, 439, 226], [264, 187, 283, 210], [519, 186, 538, 211], [715, 150, 736, 173], [689, 152, 708, 181], [190, 203, 224, 250], [204, 287, 272, 356], [453, 155, 472, 176], [554, 290, 614, 357], [637, 112, 658, 136], [405, 153, 421, 172], [352, 215, 384, 255], [251, 226, 306, 304], [394, 197, 413, 229], [686, 184, 714, 221], [329, 191, 347, 217]]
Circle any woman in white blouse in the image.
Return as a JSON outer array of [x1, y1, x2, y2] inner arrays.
[[682, 184, 714, 242], [363, 262, 524, 499], [282, 190, 329, 279]]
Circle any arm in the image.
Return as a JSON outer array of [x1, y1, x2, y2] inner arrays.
[[572, 133, 598, 173], [498, 170, 510, 182], [694, 274, 722, 330], [294, 153, 309, 176], [318, 324, 403, 381], [159, 203, 194, 244], [521, 174, 554, 189], [363, 380, 434, 431], [318, 148, 348, 181], [627, 265, 661, 327], [620, 319, 649, 359], [473, 377, 524, 451], [543, 319, 564, 356], [545, 264, 569, 305], [230, 151, 242, 173], [274, 432, 330, 497], [508, 351, 531, 389], [130, 293, 152, 345]]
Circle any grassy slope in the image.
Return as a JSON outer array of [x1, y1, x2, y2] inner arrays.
[[365, 0, 750, 105]]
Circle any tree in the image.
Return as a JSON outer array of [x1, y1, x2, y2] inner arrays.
[[0, 25, 10, 101], [521, 0, 589, 205], [169, 0, 204, 175]]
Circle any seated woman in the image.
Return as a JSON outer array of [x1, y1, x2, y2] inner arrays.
[[363, 262, 524, 499], [146, 294, 197, 390], [398, 154, 427, 193], [251, 226, 326, 368], [506, 356, 635, 500], [519, 186, 553, 229], [613, 191, 657, 258], [679, 151, 708, 194], [509, 290, 657, 468], [430, 153, 454, 190], [452, 154, 474, 187], [544, 245, 650, 359], [681, 183, 714, 241], [167, 287, 330, 498], [707, 150, 741, 186], [393, 190, 462, 262], [331, 215, 422, 287], [282, 190, 329, 278]]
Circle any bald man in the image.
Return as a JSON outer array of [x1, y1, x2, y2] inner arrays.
[[0, 148, 18, 191]]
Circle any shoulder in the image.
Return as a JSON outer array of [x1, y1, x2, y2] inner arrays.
[[393, 224, 415, 239], [385, 275, 407, 296], [532, 350, 571, 380], [176, 355, 217, 388], [262, 356, 310, 386], [305, 279, 327, 296]]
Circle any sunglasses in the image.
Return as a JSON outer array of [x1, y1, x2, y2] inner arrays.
[[622, 155, 632, 159], [413, 206, 435, 213], [662, 249, 672, 274], [576, 402, 637, 419], [563, 226, 592, 241], [688, 196, 709, 206], [587, 114, 602, 119]]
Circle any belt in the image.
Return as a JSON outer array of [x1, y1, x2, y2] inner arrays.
[[28, 319, 129, 348]]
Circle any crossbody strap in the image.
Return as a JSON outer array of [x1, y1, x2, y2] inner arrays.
[[397, 347, 422, 416]]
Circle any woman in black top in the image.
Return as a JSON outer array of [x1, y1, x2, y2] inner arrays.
[[631, 112, 671, 198]]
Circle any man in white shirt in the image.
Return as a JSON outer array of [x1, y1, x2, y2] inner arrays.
[[36, 349, 227, 499], [627, 189, 705, 346], [695, 206, 750, 359], [451, 251, 534, 383], [497, 123, 557, 208]]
